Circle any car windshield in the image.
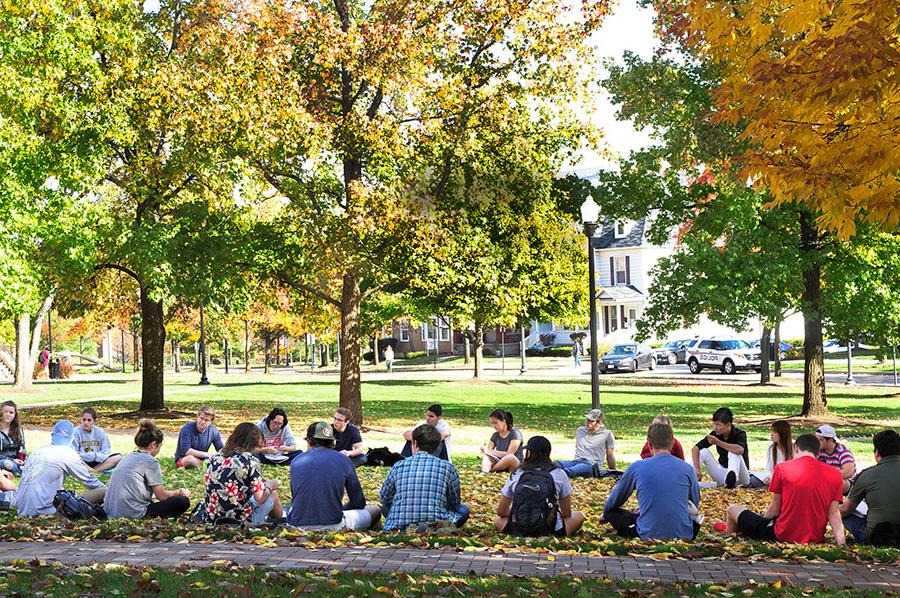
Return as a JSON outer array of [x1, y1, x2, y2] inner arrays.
[[663, 341, 680, 349], [718, 340, 751, 350], [612, 345, 636, 354]]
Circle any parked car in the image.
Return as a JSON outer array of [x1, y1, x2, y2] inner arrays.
[[686, 338, 761, 374], [600, 344, 657, 373], [674, 338, 701, 364], [654, 340, 686, 365], [749, 339, 793, 360]]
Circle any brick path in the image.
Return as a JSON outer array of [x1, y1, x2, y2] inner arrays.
[[0, 541, 896, 590]]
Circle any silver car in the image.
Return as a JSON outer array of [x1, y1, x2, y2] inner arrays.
[[599, 344, 657, 373]]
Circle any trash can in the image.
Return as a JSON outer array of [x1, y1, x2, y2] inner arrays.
[[49, 358, 61, 379]]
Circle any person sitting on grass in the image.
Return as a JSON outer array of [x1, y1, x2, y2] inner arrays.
[[639, 415, 685, 461], [255, 407, 300, 466], [691, 407, 750, 488], [839, 430, 900, 545], [332, 407, 367, 467], [604, 422, 701, 540], [380, 424, 469, 532], [16, 420, 106, 517], [104, 419, 191, 519], [555, 409, 617, 478], [481, 409, 523, 474], [749, 420, 793, 489], [0, 400, 25, 476], [815, 425, 856, 494], [0, 470, 16, 510], [286, 421, 381, 531], [196, 422, 283, 525], [494, 436, 584, 537], [723, 434, 845, 546], [72, 407, 123, 473], [401, 404, 452, 461], [174, 406, 224, 469]]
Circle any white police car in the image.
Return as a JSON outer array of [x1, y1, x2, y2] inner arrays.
[[686, 338, 761, 374]]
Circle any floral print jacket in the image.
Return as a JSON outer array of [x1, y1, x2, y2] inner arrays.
[[197, 452, 264, 522]]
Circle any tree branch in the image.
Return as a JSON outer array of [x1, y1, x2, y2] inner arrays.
[[277, 274, 341, 308], [95, 263, 142, 284]]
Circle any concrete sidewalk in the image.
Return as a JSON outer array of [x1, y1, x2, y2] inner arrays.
[[0, 541, 896, 590]]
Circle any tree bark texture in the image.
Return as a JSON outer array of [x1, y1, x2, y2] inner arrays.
[[244, 320, 251, 373], [800, 213, 827, 416], [339, 273, 363, 424], [759, 326, 771, 384], [139, 287, 166, 411], [264, 334, 272, 374], [774, 322, 782, 377], [465, 322, 485, 379], [173, 341, 181, 373], [12, 295, 53, 390], [132, 332, 141, 372]]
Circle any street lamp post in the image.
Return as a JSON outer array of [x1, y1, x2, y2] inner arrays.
[[845, 340, 855, 385], [199, 302, 210, 385], [519, 323, 528, 374], [121, 328, 126, 373], [580, 197, 601, 410]]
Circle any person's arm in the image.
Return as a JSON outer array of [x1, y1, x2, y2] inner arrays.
[[558, 495, 573, 519], [379, 468, 396, 508], [72, 432, 90, 461], [65, 453, 105, 490], [446, 466, 461, 511], [691, 438, 706, 480], [606, 448, 617, 470], [174, 427, 193, 460], [496, 495, 511, 518], [212, 428, 224, 452], [344, 466, 366, 510], [438, 422, 450, 440], [96, 429, 112, 462], [151, 485, 190, 501], [839, 461, 856, 480], [602, 467, 634, 516], [828, 500, 846, 546], [762, 493, 782, 519], [707, 435, 745, 455], [345, 441, 364, 458], [841, 473, 866, 515], [689, 469, 701, 506], [279, 425, 297, 453], [402, 424, 417, 442]]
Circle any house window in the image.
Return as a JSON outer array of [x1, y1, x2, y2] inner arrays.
[[615, 220, 633, 239], [420, 322, 429, 342], [436, 317, 450, 342], [400, 322, 410, 342], [614, 257, 627, 286], [628, 308, 637, 329], [609, 306, 618, 331]]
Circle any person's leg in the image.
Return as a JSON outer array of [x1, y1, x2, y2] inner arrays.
[[0, 459, 21, 475], [842, 514, 868, 544], [341, 505, 381, 531], [350, 454, 367, 468], [145, 495, 191, 519], [270, 490, 283, 518], [481, 454, 493, 473], [556, 459, 593, 478], [93, 454, 123, 473], [493, 515, 508, 532], [454, 504, 470, 527], [727, 453, 751, 487], [491, 455, 519, 473], [725, 504, 746, 532], [0, 490, 16, 510], [699, 449, 727, 486], [250, 495, 276, 524], [80, 487, 106, 504], [0, 470, 15, 491], [734, 509, 777, 541], [563, 511, 585, 536], [179, 455, 204, 469], [605, 507, 639, 538]]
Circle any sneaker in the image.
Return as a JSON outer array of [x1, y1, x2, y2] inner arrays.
[[713, 521, 728, 533], [725, 471, 737, 489]]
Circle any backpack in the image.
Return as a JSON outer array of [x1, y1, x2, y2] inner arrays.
[[508, 469, 559, 536], [363, 447, 404, 467], [869, 521, 900, 547], [53, 490, 107, 521]]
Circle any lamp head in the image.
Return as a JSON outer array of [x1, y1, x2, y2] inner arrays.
[[580, 196, 600, 224]]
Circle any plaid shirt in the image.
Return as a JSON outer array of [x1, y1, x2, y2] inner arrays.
[[380, 451, 462, 531], [818, 443, 855, 470]]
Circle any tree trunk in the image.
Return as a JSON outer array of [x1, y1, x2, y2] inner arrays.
[[774, 322, 782, 377], [339, 272, 363, 424], [800, 212, 827, 416], [12, 295, 53, 389], [132, 332, 141, 372], [470, 322, 485, 379], [79, 336, 84, 356], [373, 332, 380, 366], [139, 287, 166, 411], [264, 334, 272, 374], [244, 320, 251, 373], [275, 336, 280, 366], [320, 344, 328, 367], [173, 341, 181, 373], [464, 333, 471, 365], [759, 326, 771, 384]]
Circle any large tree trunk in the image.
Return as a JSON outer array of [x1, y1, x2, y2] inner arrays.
[[132, 331, 141, 372], [339, 272, 363, 424], [244, 320, 251, 373], [173, 340, 181, 373], [759, 326, 772, 384], [774, 321, 782, 377], [264, 334, 272, 374], [139, 287, 166, 411], [372, 332, 380, 366], [12, 296, 53, 389], [800, 213, 827, 416], [466, 322, 485, 379], [464, 333, 471, 365]]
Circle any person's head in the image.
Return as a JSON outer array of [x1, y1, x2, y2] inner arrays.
[[333, 407, 352, 432], [794, 433, 820, 457], [80, 407, 98, 432], [771, 420, 794, 461], [585, 408, 604, 432], [519, 436, 555, 471], [196, 406, 215, 432], [51, 420, 75, 446], [134, 419, 164, 455], [711, 407, 734, 435], [306, 421, 336, 449], [221, 422, 264, 457], [411, 423, 441, 454], [815, 424, 838, 452], [872, 429, 900, 461], [489, 409, 513, 433], [264, 407, 288, 434], [0, 401, 22, 444], [651, 414, 671, 427], [647, 423, 674, 452], [424, 404, 443, 426]]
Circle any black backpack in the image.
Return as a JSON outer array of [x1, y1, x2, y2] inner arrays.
[[363, 447, 404, 467], [53, 490, 107, 521], [508, 469, 559, 536], [869, 521, 900, 547]]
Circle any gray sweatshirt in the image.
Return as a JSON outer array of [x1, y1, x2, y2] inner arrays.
[[17, 444, 105, 516]]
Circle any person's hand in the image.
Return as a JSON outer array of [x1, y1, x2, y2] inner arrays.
[[179, 488, 191, 498], [695, 469, 703, 482], [13, 459, 24, 466], [479, 446, 485, 454], [706, 435, 719, 446], [340, 450, 353, 457], [266, 480, 279, 491]]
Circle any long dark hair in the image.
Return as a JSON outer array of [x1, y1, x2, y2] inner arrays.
[[518, 436, 558, 471], [264, 407, 288, 429], [772, 420, 793, 464], [489, 408, 513, 432], [222, 423, 264, 457], [1, 401, 23, 446]]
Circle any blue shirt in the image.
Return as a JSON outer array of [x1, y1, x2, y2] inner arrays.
[[603, 453, 700, 540], [174, 422, 223, 462], [287, 448, 366, 527], [333, 423, 362, 453], [379, 451, 462, 531]]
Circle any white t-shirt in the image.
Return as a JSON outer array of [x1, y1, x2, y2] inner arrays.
[[415, 419, 452, 459], [501, 468, 571, 531], [17, 444, 105, 516]]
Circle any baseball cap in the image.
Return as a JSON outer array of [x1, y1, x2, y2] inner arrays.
[[310, 421, 334, 441], [585, 409, 604, 421], [815, 424, 837, 439], [51, 420, 75, 445]]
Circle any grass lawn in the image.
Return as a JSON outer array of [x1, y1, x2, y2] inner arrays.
[[779, 356, 900, 374], [4, 562, 891, 597]]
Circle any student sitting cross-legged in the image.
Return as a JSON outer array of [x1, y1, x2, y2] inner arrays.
[[73, 407, 123, 473], [603, 422, 701, 540], [494, 436, 584, 537], [480, 409, 523, 474], [286, 421, 380, 531], [104, 419, 191, 519]]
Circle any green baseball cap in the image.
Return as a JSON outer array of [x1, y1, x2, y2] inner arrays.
[[311, 421, 335, 441]]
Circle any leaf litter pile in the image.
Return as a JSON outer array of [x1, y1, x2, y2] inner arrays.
[[0, 462, 897, 567]]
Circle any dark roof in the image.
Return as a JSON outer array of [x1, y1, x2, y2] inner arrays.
[[597, 285, 645, 302], [591, 218, 646, 250]]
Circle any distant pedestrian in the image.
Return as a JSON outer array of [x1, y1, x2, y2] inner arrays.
[[572, 341, 582, 367], [384, 345, 394, 373]]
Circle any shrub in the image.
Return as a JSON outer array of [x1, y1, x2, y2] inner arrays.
[[58, 360, 74, 379], [525, 346, 572, 357], [403, 351, 426, 359]]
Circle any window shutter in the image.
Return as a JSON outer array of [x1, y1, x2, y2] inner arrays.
[[609, 257, 615, 285], [603, 306, 609, 335], [625, 255, 631, 286], [620, 305, 626, 328]]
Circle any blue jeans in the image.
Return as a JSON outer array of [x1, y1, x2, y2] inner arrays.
[[250, 494, 276, 524], [0, 459, 21, 475], [843, 514, 868, 544], [455, 504, 470, 528], [556, 459, 594, 478]]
